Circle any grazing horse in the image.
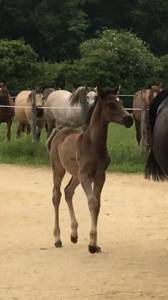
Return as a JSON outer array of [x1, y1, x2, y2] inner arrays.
[[0, 83, 14, 140], [132, 85, 162, 147], [47, 86, 133, 253], [15, 89, 44, 140], [44, 86, 97, 136], [145, 90, 168, 181]]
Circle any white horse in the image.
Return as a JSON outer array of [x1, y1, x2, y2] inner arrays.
[[44, 86, 97, 136]]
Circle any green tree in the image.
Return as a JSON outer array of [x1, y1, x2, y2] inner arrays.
[[0, 39, 39, 94], [160, 55, 168, 86], [0, 0, 90, 61], [132, 0, 168, 55], [67, 30, 162, 93]]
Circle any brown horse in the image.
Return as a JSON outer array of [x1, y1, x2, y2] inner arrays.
[[0, 83, 14, 140], [47, 86, 133, 253], [132, 85, 162, 146]]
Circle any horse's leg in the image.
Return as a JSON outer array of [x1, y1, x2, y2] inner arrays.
[[135, 120, 141, 145], [26, 124, 31, 135], [47, 119, 55, 137], [16, 122, 22, 138], [80, 173, 104, 253], [64, 176, 79, 243], [52, 167, 65, 248], [6, 120, 12, 140]]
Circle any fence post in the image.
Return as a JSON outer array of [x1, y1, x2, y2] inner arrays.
[[31, 89, 38, 143]]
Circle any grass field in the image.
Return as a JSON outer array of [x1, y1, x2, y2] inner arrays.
[[0, 121, 146, 173]]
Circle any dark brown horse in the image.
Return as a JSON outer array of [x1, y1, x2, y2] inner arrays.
[[145, 90, 168, 181], [0, 82, 14, 140], [132, 85, 162, 147], [47, 86, 133, 253]]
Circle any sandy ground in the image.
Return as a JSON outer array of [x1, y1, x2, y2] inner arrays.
[[0, 164, 168, 300]]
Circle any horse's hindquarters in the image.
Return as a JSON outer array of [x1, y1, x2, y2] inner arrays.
[[153, 114, 168, 175]]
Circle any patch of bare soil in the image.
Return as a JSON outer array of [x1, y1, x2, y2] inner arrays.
[[0, 164, 168, 300]]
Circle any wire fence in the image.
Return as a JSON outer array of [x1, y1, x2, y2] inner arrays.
[[0, 94, 143, 111], [0, 104, 142, 111]]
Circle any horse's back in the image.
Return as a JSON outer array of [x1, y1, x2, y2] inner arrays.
[[47, 90, 71, 104]]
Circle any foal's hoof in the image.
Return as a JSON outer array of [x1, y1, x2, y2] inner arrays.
[[71, 235, 78, 244], [55, 240, 62, 248], [88, 245, 101, 254]]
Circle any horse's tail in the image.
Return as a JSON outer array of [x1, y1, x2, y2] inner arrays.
[[46, 127, 61, 153], [145, 149, 166, 181]]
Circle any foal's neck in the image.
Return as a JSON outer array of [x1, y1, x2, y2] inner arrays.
[[88, 101, 108, 154]]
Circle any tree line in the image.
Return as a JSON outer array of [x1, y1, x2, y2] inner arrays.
[[0, 0, 168, 95], [0, 0, 168, 61]]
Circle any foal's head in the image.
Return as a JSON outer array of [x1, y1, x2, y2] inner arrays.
[[97, 87, 133, 128]]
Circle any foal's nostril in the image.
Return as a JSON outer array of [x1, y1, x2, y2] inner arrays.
[[123, 115, 133, 128]]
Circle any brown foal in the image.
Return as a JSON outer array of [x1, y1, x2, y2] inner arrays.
[[47, 86, 133, 253]]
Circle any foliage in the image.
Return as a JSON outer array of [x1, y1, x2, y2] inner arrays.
[[132, 0, 168, 55], [36, 61, 64, 89], [160, 55, 168, 87], [61, 30, 162, 93], [0, 0, 90, 61], [0, 39, 39, 94], [0, 0, 167, 61]]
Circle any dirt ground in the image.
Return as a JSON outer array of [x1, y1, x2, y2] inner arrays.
[[0, 164, 168, 300]]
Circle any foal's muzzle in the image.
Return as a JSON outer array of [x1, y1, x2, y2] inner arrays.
[[123, 115, 133, 128]]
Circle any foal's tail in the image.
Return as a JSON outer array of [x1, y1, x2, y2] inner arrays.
[[46, 127, 61, 153], [145, 149, 167, 181]]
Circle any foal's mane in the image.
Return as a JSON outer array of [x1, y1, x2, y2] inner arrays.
[[149, 90, 168, 132]]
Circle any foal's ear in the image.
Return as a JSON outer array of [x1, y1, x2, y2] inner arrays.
[[112, 86, 120, 95], [96, 85, 104, 100]]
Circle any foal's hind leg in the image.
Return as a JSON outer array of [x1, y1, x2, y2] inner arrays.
[[64, 176, 79, 243], [52, 168, 65, 248], [80, 173, 105, 253]]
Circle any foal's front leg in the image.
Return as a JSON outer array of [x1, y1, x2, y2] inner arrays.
[[80, 173, 105, 253], [64, 176, 79, 243]]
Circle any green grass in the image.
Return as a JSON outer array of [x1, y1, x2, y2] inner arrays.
[[107, 123, 145, 173], [0, 122, 146, 172], [0, 122, 49, 166]]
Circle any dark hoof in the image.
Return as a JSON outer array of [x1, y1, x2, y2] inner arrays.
[[71, 235, 78, 243], [88, 245, 101, 254], [55, 240, 62, 248]]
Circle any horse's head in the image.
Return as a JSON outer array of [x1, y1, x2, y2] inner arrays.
[[0, 84, 10, 105], [28, 89, 44, 117], [70, 86, 97, 106], [86, 88, 97, 106], [97, 86, 133, 128]]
